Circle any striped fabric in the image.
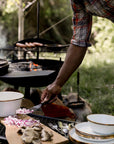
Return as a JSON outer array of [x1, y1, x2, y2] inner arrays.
[[70, 0, 114, 47]]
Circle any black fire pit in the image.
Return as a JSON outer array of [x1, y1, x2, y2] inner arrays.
[[0, 59, 63, 97]]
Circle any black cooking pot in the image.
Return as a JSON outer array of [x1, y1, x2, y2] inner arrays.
[[0, 59, 9, 76]]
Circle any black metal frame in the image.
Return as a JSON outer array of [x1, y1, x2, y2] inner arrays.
[[0, 1, 68, 98], [0, 59, 63, 97]]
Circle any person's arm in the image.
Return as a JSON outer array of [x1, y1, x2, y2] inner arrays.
[[41, 44, 87, 102], [41, 1, 92, 102], [54, 44, 87, 86]]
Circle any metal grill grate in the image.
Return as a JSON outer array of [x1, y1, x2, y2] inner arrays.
[[0, 123, 8, 144], [28, 113, 76, 138]]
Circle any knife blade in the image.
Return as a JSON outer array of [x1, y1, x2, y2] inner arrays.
[[29, 102, 43, 112], [29, 96, 57, 112]]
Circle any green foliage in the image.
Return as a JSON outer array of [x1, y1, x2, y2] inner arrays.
[[0, 12, 18, 45], [90, 17, 114, 53], [38, 0, 72, 43], [4, 0, 18, 14]]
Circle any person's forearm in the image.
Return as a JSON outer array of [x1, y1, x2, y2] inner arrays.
[[54, 44, 87, 87]]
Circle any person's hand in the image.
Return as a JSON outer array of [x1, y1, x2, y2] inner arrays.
[[41, 82, 61, 103]]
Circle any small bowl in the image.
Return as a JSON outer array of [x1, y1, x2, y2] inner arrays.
[[0, 91, 24, 117], [87, 114, 114, 135]]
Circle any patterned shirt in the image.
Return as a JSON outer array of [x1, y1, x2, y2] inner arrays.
[[70, 0, 114, 47]]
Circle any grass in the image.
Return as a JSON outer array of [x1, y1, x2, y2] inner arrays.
[[0, 51, 114, 115], [62, 52, 114, 115]]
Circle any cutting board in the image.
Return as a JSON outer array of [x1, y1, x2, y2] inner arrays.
[[1, 115, 69, 144]]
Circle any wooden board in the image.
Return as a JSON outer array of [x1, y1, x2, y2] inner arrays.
[[1, 116, 69, 144]]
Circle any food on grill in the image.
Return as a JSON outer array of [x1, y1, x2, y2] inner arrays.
[[29, 42, 36, 47], [33, 42, 43, 46], [25, 42, 32, 48], [16, 41, 68, 49], [16, 43, 26, 48], [16, 42, 44, 48], [17, 125, 53, 144]]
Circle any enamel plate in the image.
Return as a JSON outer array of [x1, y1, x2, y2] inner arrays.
[[69, 128, 114, 144], [75, 122, 114, 142]]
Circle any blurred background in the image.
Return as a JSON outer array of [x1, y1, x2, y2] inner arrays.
[[0, 0, 114, 115]]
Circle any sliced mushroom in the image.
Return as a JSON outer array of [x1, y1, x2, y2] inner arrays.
[[32, 139, 42, 144], [22, 136, 33, 143], [17, 125, 53, 144], [32, 125, 43, 132], [41, 129, 53, 141]]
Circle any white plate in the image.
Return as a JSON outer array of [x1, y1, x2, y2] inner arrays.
[[87, 114, 114, 125], [69, 128, 114, 144], [87, 114, 114, 135], [75, 122, 114, 141]]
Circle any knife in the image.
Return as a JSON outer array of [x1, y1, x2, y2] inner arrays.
[[29, 96, 57, 112], [29, 102, 46, 112]]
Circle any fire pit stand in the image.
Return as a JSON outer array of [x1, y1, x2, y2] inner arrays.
[[0, 59, 63, 98], [0, 1, 68, 98]]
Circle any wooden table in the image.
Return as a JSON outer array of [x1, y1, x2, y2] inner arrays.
[[1, 115, 69, 144]]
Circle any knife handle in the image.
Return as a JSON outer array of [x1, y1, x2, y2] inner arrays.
[[41, 95, 57, 105]]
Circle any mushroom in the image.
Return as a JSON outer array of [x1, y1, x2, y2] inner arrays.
[[33, 125, 43, 132], [22, 136, 33, 143], [41, 129, 53, 141], [21, 127, 34, 143], [17, 125, 53, 144], [32, 139, 42, 144]]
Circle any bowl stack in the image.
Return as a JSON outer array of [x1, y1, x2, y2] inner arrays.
[[69, 114, 114, 144]]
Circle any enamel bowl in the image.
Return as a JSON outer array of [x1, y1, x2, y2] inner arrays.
[[0, 91, 24, 117], [87, 114, 114, 135]]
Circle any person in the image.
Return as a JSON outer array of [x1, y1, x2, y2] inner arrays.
[[41, 0, 114, 103]]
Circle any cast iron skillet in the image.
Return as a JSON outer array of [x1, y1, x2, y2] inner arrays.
[[0, 59, 9, 76]]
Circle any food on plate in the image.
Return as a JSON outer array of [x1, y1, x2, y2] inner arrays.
[[17, 125, 53, 144]]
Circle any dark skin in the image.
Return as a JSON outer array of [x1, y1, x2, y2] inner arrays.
[[41, 44, 87, 102]]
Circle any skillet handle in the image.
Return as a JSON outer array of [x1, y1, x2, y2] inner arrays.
[[77, 71, 80, 101]]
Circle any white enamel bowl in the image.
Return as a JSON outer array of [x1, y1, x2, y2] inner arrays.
[[87, 114, 114, 135], [0, 91, 24, 117]]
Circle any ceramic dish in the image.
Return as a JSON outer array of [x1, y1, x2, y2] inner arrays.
[[75, 122, 114, 141], [87, 114, 114, 135], [0, 91, 24, 117], [69, 128, 114, 144]]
